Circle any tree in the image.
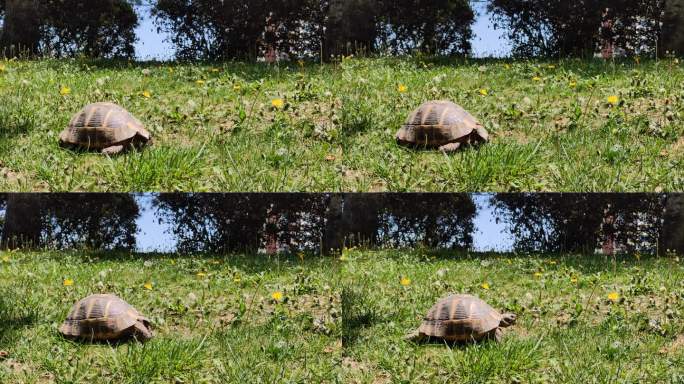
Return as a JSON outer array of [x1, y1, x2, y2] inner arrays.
[[492, 194, 666, 254], [663, 0, 684, 55], [0, 0, 42, 56], [0, 0, 139, 58], [378, 0, 474, 55], [1, 194, 43, 249], [488, 0, 665, 57], [660, 194, 684, 255], [324, 0, 378, 57]]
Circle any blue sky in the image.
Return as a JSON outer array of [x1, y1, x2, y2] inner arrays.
[[133, 3, 510, 60]]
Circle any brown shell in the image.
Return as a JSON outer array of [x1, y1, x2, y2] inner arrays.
[[396, 101, 488, 147], [418, 294, 502, 341], [59, 294, 152, 341], [59, 103, 151, 151]]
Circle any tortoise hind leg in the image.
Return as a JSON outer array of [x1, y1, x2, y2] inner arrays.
[[438, 142, 462, 153], [101, 145, 125, 156]]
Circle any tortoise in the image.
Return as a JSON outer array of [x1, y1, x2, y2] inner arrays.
[[59, 294, 153, 342], [396, 100, 489, 152], [406, 294, 516, 343], [59, 102, 151, 155]]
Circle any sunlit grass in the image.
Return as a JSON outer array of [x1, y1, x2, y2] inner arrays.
[[0, 251, 341, 383], [342, 248, 684, 383], [0, 57, 682, 191]]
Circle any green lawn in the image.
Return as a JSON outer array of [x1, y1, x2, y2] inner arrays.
[[0, 251, 341, 383], [342, 249, 684, 383], [0, 58, 682, 192]]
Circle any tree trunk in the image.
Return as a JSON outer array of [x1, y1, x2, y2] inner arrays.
[[663, 0, 684, 56], [660, 194, 684, 255], [324, 0, 376, 58], [1, 194, 43, 250], [0, 0, 42, 57]]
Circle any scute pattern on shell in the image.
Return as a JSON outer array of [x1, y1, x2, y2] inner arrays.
[[59, 294, 152, 341], [418, 294, 502, 341], [59, 102, 151, 152], [396, 100, 488, 148]]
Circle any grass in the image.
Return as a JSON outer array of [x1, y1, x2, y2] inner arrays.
[[341, 248, 684, 383], [0, 251, 341, 383], [0, 57, 683, 191]]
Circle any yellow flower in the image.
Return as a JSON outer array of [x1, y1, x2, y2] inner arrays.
[[233, 84, 241, 91], [397, 84, 408, 93], [0, 64, 5, 72], [169, 260, 176, 265], [607, 95, 619, 105], [547, 64, 556, 69], [143, 282, 153, 290], [63, 279, 74, 286], [196, 272, 207, 278], [233, 275, 241, 283], [272, 291, 284, 302], [168, 67, 174, 73], [1, 255, 8, 263], [608, 292, 620, 302], [481, 282, 490, 290], [400, 277, 411, 286], [196, 79, 206, 86], [142, 90, 152, 98], [271, 98, 285, 109], [534, 272, 543, 279], [211, 68, 220, 73], [569, 81, 577, 88], [532, 76, 542, 82], [570, 276, 578, 284], [504, 64, 511, 69], [59, 86, 71, 96], [479, 89, 489, 96]]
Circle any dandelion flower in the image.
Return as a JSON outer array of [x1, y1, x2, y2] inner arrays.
[[570, 276, 578, 284], [63, 278, 74, 286], [481, 282, 490, 290], [196, 272, 207, 278], [272, 291, 284, 302], [547, 64, 556, 69], [608, 292, 620, 302], [271, 98, 285, 109], [211, 68, 220, 73], [142, 90, 152, 98], [397, 84, 408, 93], [504, 64, 511, 69], [233, 276, 241, 283], [196, 80, 206, 86], [532, 76, 542, 82], [534, 272, 543, 278], [479, 89, 489, 96], [59, 86, 71, 96], [233, 84, 241, 91], [607, 95, 619, 105], [1, 255, 9, 263], [143, 282, 153, 290], [569, 81, 577, 88], [400, 277, 411, 286]]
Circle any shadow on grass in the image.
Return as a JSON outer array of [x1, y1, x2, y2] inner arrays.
[[342, 284, 382, 350], [0, 290, 39, 350], [359, 247, 675, 274], [33, 250, 339, 274]]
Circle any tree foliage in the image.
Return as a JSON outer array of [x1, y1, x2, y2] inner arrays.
[[0, 0, 139, 58], [153, 0, 475, 60], [488, 0, 665, 57], [492, 194, 666, 254]]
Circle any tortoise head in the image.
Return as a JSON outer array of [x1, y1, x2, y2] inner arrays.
[[130, 318, 154, 342], [499, 313, 517, 328]]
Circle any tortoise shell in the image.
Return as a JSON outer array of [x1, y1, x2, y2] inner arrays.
[[417, 294, 511, 342], [59, 102, 151, 155], [59, 294, 153, 342], [396, 101, 488, 152]]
